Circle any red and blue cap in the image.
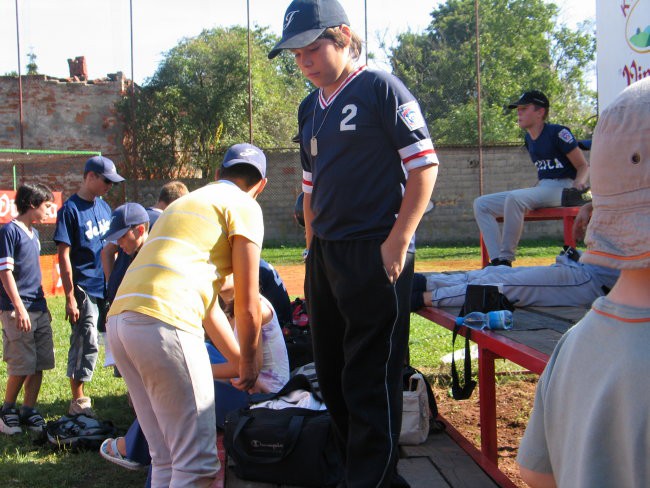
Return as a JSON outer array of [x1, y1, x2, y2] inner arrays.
[[268, 0, 350, 59]]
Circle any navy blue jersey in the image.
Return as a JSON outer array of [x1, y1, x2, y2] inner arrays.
[[106, 207, 160, 303], [106, 249, 132, 304], [53, 193, 111, 298], [0, 221, 47, 311], [259, 259, 292, 326], [525, 123, 579, 180], [298, 66, 438, 243]]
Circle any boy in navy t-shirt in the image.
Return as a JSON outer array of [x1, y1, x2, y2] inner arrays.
[[0, 184, 56, 434], [53, 156, 124, 417], [473, 90, 590, 266]]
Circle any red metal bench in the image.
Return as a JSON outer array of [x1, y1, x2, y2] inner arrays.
[[480, 206, 581, 267]]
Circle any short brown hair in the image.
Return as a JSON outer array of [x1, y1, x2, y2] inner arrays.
[[158, 181, 188, 205], [320, 26, 363, 61]]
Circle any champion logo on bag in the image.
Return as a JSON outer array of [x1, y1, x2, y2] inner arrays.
[[251, 440, 284, 451]]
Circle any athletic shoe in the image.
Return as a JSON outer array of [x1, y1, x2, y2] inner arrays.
[[0, 407, 22, 435], [487, 258, 512, 267], [20, 409, 46, 432], [69, 397, 96, 417]]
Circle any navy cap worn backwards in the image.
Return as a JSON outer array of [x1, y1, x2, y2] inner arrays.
[[84, 155, 125, 183], [221, 143, 267, 179], [268, 0, 350, 59], [104, 203, 149, 242], [507, 90, 550, 109]]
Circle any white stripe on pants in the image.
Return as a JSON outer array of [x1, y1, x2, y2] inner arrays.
[[107, 312, 218, 488], [473, 178, 572, 262]]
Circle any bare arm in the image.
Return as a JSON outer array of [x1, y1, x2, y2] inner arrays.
[[572, 201, 593, 242], [303, 192, 314, 250], [229, 235, 262, 391], [566, 147, 589, 190], [57, 242, 79, 325], [209, 287, 268, 385], [101, 242, 119, 283], [381, 164, 438, 283], [519, 466, 557, 488], [203, 299, 240, 365], [0, 270, 31, 332]]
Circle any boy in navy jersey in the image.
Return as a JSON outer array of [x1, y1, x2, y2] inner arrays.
[[474, 90, 589, 266], [0, 184, 55, 434], [53, 156, 124, 417], [269, 1, 439, 486]]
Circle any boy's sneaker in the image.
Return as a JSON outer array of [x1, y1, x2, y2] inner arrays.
[[69, 397, 96, 418], [0, 407, 22, 435], [20, 409, 46, 432]]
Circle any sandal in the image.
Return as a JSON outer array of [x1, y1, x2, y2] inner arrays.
[[100, 437, 145, 471]]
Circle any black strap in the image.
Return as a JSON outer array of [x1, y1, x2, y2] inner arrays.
[[450, 325, 476, 400], [231, 413, 304, 464]]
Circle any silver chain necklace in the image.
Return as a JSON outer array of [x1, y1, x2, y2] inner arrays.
[[310, 95, 335, 157]]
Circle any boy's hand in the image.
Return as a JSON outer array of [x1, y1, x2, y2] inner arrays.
[[65, 297, 80, 325], [231, 359, 259, 392], [14, 307, 32, 332], [380, 237, 408, 284]]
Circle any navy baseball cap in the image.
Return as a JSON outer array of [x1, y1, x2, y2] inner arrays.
[[507, 90, 550, 109], [221, 143, 267, 179], [268, 0, 350, 59], [84, 156, 125, 183], [104, 203, 149, 242]]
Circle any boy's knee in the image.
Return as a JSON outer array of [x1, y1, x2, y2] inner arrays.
[[473, 196, 487, 214]]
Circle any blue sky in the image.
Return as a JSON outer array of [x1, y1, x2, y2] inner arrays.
[[0, 0, 595, 84]]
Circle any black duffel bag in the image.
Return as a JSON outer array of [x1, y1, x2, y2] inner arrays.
[[224, 375, 343, 487]]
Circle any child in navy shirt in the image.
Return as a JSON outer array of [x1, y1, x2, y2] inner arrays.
[[269, 1, 439, 486], [474, 90, 590, 266], [53, 156, 124, 417], [0, 183, 56, 434]]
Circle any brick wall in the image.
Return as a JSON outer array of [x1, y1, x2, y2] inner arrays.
[[0, 73, 127, 191], [0, 75, 585, 247]]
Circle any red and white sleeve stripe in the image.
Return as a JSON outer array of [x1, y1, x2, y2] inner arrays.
[[399, 139, 439, 172]]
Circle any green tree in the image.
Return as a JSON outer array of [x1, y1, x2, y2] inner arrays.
[[390, 0, 596, 145], [26, 50, 38, 75], [118, 26, 308, 179]]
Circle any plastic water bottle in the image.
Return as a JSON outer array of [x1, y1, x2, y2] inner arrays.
[[455, 310, 513, 330]]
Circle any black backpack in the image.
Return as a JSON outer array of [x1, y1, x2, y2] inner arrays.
[[282, 298, 313, 370], [46, 414, 116, 450]]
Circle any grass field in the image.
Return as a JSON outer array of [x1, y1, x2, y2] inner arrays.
[[0, 240, 560, 487]]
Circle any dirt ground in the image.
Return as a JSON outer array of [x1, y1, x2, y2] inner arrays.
[[276, 258, 550, 488]]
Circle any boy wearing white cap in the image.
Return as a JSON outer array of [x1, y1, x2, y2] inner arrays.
[[517, 78, 650, 487]]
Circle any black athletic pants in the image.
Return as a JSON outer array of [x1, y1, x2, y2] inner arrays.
[[306, 237, 414, 488]]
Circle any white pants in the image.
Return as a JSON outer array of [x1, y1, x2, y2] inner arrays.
[[107, 312, 218, 488], [473, 178, 572, 262], [424, 255, 604, 308]]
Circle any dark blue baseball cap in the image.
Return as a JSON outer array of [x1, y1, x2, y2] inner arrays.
[[268, 0, 350, 59], [221, 143, 267, 179], [104, 203, 149, 242], [507, 90, 550, 109], [84, 155, 125, 183]]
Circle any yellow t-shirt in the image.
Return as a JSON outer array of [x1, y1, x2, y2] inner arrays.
[[108, 181, 264, 336]]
